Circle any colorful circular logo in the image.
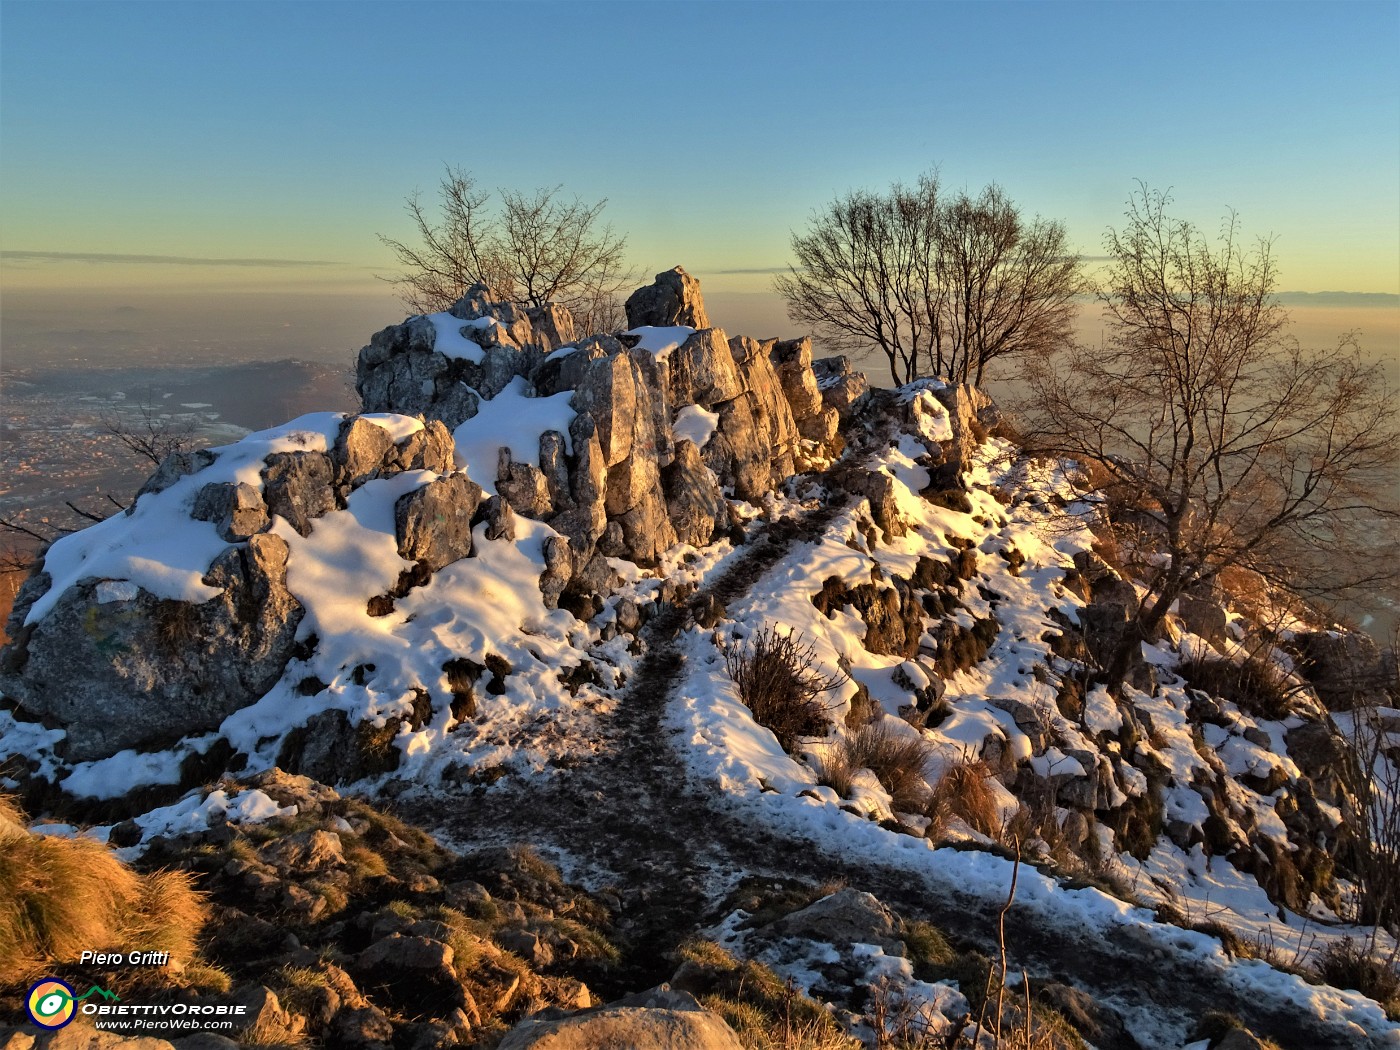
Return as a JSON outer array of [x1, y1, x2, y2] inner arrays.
[[26, 978, 76, 1029]]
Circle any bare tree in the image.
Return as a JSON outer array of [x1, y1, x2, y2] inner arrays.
[[378, 167, 634, 334], [1021, 185, 1400, 693], [935, 185, 1081, 386], [775, 171, 1080, 385], [102, 392, 200, 467], [2, 391, 200, 546]]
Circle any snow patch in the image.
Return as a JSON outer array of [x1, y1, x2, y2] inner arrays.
[[451, 376, 575, 497]]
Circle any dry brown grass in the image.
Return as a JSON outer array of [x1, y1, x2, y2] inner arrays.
[[0, 795, 206, 984], [815, 720, 940, 814], [815, 744, 856, 798], [678, 939, 859, 1050], [924, 758, 1003, 839], [842, 721, 938, 813], [1178, 653, 1293, 719], [1316, 938, 1400, 1016]]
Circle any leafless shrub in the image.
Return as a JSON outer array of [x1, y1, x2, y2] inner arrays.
[[724, 627, 845, 753], [102, 391, 200, 467], [1315, 937, 1399, 1011]]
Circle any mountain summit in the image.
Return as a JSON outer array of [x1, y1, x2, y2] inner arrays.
[[1, 270, 1396, 1049]]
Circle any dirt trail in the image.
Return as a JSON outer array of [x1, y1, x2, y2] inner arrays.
[[401, 502, 1386, 1050]]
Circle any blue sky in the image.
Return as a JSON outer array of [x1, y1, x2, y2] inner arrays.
[[2, 0, 1398, 302]]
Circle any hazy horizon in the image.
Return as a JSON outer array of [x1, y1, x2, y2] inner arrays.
[[4, 280, 1396, 384]]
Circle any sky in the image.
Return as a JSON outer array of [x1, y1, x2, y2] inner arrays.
[[1, 0, 1398, 362]]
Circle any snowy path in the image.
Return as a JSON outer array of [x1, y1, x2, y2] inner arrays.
[[401, 500, 1393, 1050]]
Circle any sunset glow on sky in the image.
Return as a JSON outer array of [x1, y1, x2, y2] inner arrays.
[[1, 0, 1396, 356]]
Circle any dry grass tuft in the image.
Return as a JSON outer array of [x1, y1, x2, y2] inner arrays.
[[838, 720, 937, 813], [1316, 938, 1400, 1015], [924, 758, 1003, 839], [0, 795, 207, 984], [1178, 653, 1293, 719], [677, 939, 859, 1050], [815, 744, 855, 798]]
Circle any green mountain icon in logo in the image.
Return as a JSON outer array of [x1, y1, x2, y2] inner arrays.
[[75, 986, 120, 1004]]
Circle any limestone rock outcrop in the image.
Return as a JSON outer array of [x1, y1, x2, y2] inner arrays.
[[3, 532, 303, 762], [623, 265, 710, 329], [0, 416, 465, 761], [355, 269, 843, 577]]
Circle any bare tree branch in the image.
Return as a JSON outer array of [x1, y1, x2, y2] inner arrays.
[[101, 392, 199, 467], [1019, 185, 1400, 692], [775, 171, 1082, 385], [377, 167, 635, 335]]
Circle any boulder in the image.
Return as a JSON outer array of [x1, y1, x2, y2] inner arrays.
[[192, 481, 269, 542], [728, 335, 800, 467], [758, 888, 903, 955], [395, 420, 456, 475], [498, 453, 554, 519], [540, 535, 573, 611], [1293, 629, 1388, 709], [525, 303, 577, 352], [628, 346, 674, 468], [812, 355, 867, 418], [354, 934, 468, 1014], [330, 1005, 396, 1049], [571, 352, 640, 468], [615, 492, 678, 567], [478, 344, 525, 399], [1178, 594, 1227, 645], [928, 382, 994, 471], [769, 336, 823, 420], [262, 451, 336, 536], [134, 448, 218, 502], [539, 430, 574, 512], [704, 394, 772, 503], [797, 406, 840, 447], [333, 417, 397, 492], [812, 574, 924, 660], [534, 338, 613, 397], [663, 439, 726, 548], [498, 987, 743, 1050], [669, 329, 743, 408], [3, 533, 303, 760], [567, 415, 608, 511], [357, 290, 578, 430], [260, 829, 345, 873], [604, 451, 661, 518], [395, 473, 483, 572], [624, 266, 710, 330], [837, 468, 907, 540], [356, 317, 454, 422], [481, 495, 517, 543]]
